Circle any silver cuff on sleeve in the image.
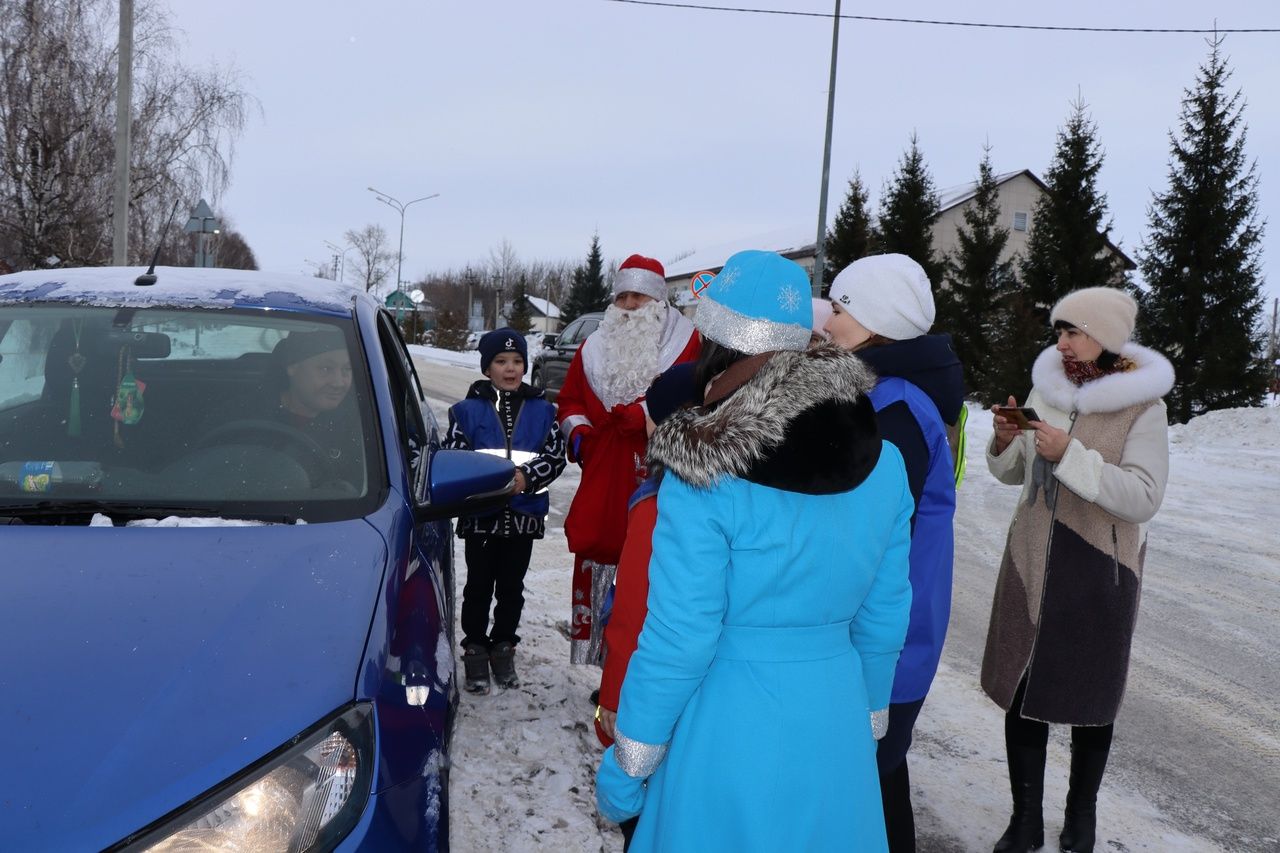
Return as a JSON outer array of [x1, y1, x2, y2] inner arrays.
[[613, 730, 668, 778], [871, 708, 890, 741]]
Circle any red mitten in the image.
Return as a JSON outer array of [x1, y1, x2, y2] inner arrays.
[[611, 401, 647, 437]]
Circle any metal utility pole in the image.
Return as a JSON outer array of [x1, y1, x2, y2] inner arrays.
[[112, 0, 134, 265], [810, 0, 842, 295], [368, 187, 439, 293], [1268, 297, 1279, 385]]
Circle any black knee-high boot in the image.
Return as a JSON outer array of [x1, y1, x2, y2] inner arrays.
[[995, 682, 1047, 853], [993, 738, 1046, 852], [1059, 726, 1113, 853]]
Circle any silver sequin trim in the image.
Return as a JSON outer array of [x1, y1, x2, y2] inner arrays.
[[692, 295, 812, 355], [871, 708, 889, 740], [570, 559, 616, 665], [614, 730, 668, 778]]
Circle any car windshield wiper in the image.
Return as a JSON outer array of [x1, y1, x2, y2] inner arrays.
[[0, 500, 235, 522]]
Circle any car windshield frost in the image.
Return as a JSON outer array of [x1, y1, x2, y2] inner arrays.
[[0, 305, 383, 522]]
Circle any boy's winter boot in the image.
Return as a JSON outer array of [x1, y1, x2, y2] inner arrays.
[[1059, 741, 1110, 853], [993, 741, 1046, 853], [490, 641, 520, 689], [462, 644, 491, 695]]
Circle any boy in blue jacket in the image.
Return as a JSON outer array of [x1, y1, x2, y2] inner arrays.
[[443, 328, 566, 694]]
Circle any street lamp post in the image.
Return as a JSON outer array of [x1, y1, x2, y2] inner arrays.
[[323, 240, 354, 284], [367, 187, 439, 293]]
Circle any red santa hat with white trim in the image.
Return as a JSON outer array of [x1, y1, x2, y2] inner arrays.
[[612, 254, 668, 302]]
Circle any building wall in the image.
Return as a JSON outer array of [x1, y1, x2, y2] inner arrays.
[[932, 172, 1130, 286], [931, 172, 1040, 274]]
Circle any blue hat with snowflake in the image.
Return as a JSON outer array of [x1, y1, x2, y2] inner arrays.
[[693, 250, 813, 354]]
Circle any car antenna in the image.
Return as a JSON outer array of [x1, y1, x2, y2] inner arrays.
[[134, 198, 182, 286]]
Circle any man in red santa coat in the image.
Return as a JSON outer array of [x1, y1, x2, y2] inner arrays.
[[557, 254, 700, 665]]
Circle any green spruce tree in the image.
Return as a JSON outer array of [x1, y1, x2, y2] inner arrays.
[[433, 306, 470, 351], [823, 170, 879, 292], [508, 274, 534, 333], [877, 133, 945, 290], [561, 234, 610, 324], [1136, 38, 1267, 422], [1020, 99, 1125, 312], [1015, 98, 1126, 374], [944, 146, 1020, 404]]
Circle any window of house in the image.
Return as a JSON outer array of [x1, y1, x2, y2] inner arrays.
[[1013, 211, 1029, 232]]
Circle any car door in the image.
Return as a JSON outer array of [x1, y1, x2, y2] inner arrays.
[[543, 318, 583, 389], [374, 312, 456, 694]]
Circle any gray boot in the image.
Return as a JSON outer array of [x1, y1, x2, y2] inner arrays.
[[490, 641, 519, 689], [462, 644, 490, 695]]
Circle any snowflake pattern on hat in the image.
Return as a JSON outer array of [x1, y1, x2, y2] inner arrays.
[[778, 285, 801, 313], [715, 266, 741, 292], [692, 250, 813, 354]]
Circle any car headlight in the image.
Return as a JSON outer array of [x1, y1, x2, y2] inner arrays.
[[126, 704, 374, 852]]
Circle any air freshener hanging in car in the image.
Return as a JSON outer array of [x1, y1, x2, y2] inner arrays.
[[111, 372, 146, 425]]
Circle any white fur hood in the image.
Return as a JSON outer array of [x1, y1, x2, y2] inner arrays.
[[1031, 342, 1175, 415]]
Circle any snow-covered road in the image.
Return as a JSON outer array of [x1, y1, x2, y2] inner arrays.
[[414, 358, 1279, 852]]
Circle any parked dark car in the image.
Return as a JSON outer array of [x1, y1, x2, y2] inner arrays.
[[530, 311, 603, 399], [0, 266, 515, 850]]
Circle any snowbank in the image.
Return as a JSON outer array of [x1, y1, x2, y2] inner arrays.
[[408, 344, 481, 370], [441, 396, 1275, 852]]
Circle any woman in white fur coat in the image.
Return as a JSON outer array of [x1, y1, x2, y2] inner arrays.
[[982, 287, 1174, 853]]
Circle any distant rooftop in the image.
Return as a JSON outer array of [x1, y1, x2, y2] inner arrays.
[[525, 295, 560, 318], [935, 169, 1028, 212], [664, 225, 818, 279]]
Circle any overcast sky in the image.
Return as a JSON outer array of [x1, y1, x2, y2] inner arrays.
[[169, 0, 1278, 308]]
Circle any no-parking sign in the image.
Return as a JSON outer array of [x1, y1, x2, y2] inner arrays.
[[690, 270, 715, 300]]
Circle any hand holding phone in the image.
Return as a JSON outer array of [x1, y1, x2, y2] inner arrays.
[[995, 405, 1041, 431]]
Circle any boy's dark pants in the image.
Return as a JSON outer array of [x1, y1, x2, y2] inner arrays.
[[461, 536, 534, 649]]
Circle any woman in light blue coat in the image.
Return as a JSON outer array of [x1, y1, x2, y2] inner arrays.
[[595, 250, 914, 851]]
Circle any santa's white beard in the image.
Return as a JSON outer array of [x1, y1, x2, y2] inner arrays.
[[591, 301, 666, 408]]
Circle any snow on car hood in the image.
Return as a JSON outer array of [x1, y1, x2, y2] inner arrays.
[[0, 518, 387, 850]]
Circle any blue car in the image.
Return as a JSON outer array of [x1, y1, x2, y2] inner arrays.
[[0, 267, 513, 850]]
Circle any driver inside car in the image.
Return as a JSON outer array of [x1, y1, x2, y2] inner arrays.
[[260, 330, 364, 489]]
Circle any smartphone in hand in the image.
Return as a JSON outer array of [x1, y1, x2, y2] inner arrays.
[[995, 406, 1041, 430]]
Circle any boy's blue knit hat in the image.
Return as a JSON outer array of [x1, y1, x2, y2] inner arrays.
[[692, 250, 813, 354], [479, 327, 528, 374]]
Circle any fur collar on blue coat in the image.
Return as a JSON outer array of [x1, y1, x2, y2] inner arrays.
[[647, 344, 882, 495]]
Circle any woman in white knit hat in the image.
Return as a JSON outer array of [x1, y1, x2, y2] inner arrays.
[[825, 253, 964, 853], [984, 287, 1174, 853]]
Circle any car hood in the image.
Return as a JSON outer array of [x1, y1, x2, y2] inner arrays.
[[0, 519, 388, 850]]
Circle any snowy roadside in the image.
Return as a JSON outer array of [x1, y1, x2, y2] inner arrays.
[[416, 358, 1275, 852], [409, 344, 481, 371]]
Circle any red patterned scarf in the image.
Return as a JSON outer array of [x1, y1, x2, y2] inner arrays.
[[1062, 356, 1132, 386]]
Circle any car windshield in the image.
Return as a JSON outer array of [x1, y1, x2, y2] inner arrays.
[[0, 305, 383, 523]]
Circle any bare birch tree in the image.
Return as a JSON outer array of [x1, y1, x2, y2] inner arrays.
[[346, 223, 394, 293], [0, 0, 249, 269]]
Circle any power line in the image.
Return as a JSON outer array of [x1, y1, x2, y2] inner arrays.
[[603, 0, 1280, 34]]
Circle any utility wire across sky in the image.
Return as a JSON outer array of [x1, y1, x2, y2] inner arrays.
[[604, 0, 1280, 34]]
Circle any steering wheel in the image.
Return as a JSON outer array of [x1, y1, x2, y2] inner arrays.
[[196, 418, 331, 479]]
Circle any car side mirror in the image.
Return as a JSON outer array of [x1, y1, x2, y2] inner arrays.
[[415, 449, 516, 522], [541, 334, 558, 349]]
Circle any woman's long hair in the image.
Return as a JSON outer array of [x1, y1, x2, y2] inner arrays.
[[694, 338, 750, 396]]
